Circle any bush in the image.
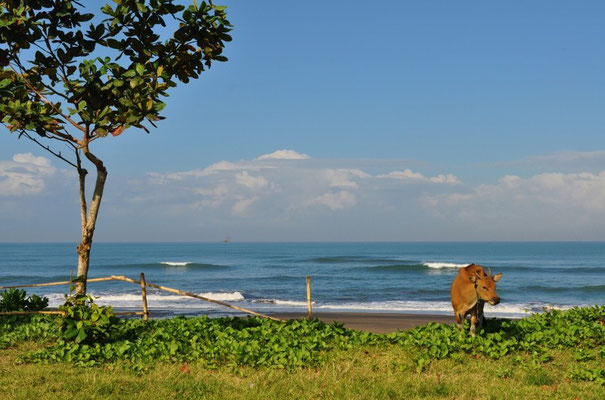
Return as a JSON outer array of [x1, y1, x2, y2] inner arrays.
[[25, 316, 376, 369], [385, 305, 605, 370], [57, 294, 119, 345], [0, 288, 49, 312]]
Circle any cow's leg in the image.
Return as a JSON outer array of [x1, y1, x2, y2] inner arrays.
[[477, 301, 486, 327], [470, 311, 477, 336], [454, 310, 463, 331]]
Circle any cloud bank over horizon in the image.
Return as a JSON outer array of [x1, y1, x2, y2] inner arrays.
[[0, 153, 57, 196], [2, 149, 605, 241]]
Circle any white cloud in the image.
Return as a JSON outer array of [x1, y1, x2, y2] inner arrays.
[[235, 171, 269, 189], [192, 184, 230, 208], [257, 149, 310, 160], [8, 147, 605, 241], [426, 171, 605, 221], [198, 161, 242, 175], [123, 149, 605, 240], [232, 196, 258, 216], [378, 168, 460, 184], [308, 190, 356, 211], [321, 168, 370, 189], [147, 160, 246, 183], [429, 174, 460, 184], [0, 153, 56, 196], [137, 150, 465, 221]]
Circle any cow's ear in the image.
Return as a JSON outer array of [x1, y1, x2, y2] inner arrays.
[[469, 275, 477, 283], [493, 273, 502, 282]]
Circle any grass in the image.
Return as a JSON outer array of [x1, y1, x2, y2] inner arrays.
[[1, 343, 603, 399], [0, 305, 604, 399]]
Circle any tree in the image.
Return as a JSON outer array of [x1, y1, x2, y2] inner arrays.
[[0, 0, 231, 294]]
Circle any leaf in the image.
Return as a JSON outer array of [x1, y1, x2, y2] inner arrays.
[[64, 328, 78, 340], [111, 125, 125, 136], [76, 329, 88, 343]]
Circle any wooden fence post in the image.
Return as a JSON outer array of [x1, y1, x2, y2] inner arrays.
[[306, 275, 312, 319], [140, 272, 149, 320], [69, 269, 73, 294]]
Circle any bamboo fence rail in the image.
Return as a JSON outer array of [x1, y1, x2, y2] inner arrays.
[[110, 275, 283, 322], [0, 276, 116, 290], [0, 274, 286, 322], [0, 310, 64, 316]]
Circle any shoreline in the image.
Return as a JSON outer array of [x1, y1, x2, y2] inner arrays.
[[271, 311, 455, 333], [106, 308, 517, 333], [110, 308, 459, 332]]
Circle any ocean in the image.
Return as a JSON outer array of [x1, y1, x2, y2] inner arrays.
[[0, 242, 603, 318]]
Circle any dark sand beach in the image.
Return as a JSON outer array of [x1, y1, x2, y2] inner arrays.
[[272, 312, 454, 334]]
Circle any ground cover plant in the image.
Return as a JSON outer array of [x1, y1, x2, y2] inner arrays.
[[1, 304, 603, 398]]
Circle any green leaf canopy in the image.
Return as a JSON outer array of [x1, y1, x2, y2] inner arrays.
[[0, 0, 232, 141]]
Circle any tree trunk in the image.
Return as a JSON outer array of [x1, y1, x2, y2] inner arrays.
[[75, 148, 107, 295]]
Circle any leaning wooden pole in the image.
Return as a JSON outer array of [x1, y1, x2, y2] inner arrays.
[[140, 272, 149, 321], [110, 275, 284, 322], [0, 276, 117, 290], [0, 311, 64, 316], [306, 275, 312, 319]]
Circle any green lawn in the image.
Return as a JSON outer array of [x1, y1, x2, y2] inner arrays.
[[1, 345, 603, 399]]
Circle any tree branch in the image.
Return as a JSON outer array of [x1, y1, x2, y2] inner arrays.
[[20, 131, 78, 168], [41, 28, 79, 98]]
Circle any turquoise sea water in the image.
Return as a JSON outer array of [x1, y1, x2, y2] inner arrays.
[[0, 242, 603, 318]]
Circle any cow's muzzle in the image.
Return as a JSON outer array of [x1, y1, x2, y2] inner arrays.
[[489, 297, 500, 306]]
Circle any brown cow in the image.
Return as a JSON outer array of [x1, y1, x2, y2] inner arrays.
[[450, 264, 502, 336]]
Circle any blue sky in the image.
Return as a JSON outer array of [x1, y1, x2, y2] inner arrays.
[[1, 1, 605, 241]]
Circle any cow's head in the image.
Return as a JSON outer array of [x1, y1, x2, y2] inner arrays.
[[470, 267, 502, 306]]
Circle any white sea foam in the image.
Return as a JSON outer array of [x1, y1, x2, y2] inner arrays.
[[315, 301, 578, 318], [160, 261, 192, 266], [253, 299, 312, 307], [249, 298, 564, 318], [423, 262, 468, 269], [199, 291, 245, 301]]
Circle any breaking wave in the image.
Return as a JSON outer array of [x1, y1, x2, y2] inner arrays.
[[252, 299, 311, 307], [311, 256, 407, 264], [45, 291, 245, 308], [96, 262, 229, 270], [423, 262, 468, 269], [367, 262, 467, 272], [160, 261, 193, 266]]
